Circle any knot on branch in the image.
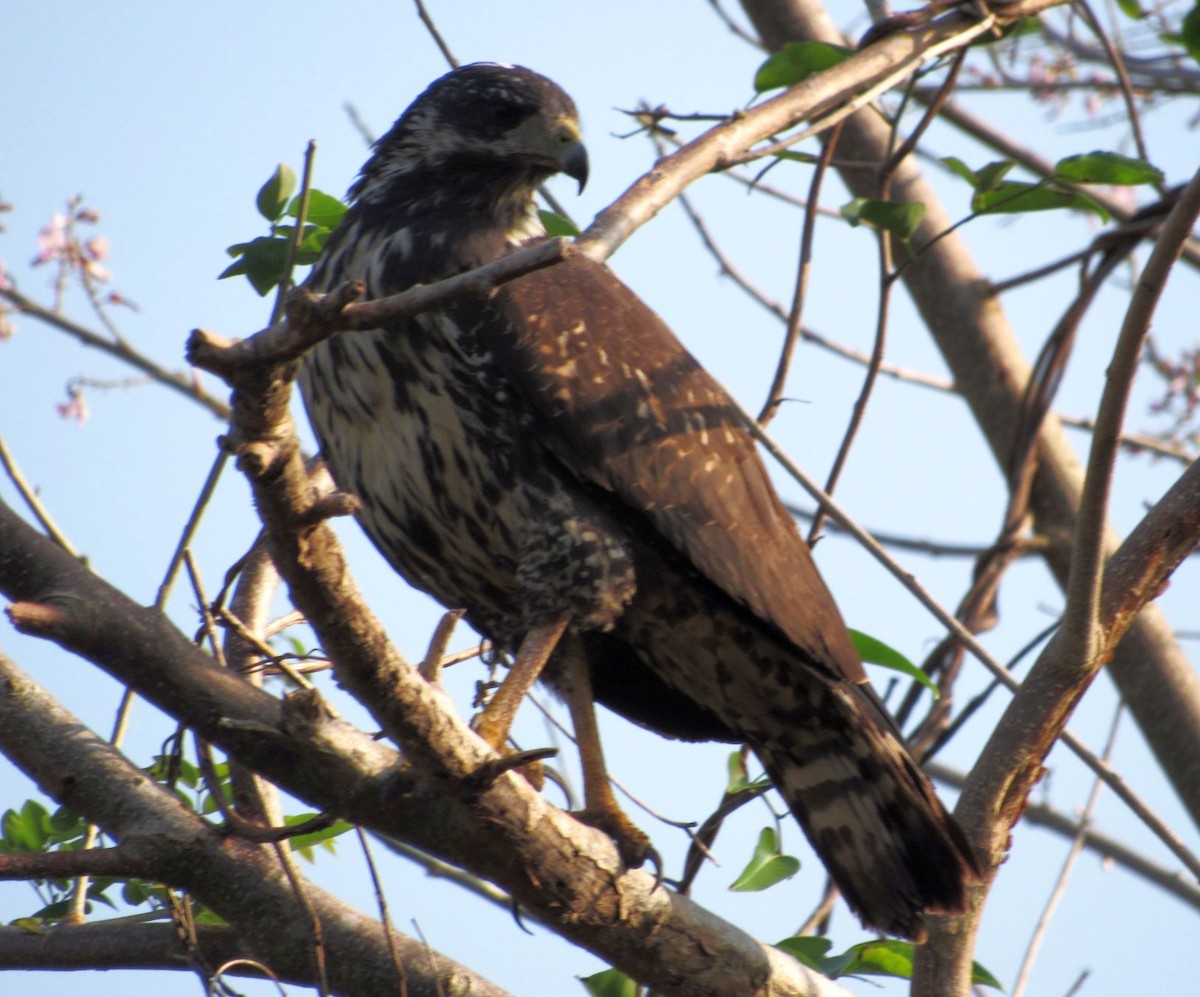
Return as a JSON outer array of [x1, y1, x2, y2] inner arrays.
[[6, 599, 71, 637], [285, 280, 366, 334], [280, 687, 339, 734], [298, 491, 361, 526], [219, 432, 300, 481]]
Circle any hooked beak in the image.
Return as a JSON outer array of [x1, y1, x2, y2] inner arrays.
[[560, 140, 589, 193]]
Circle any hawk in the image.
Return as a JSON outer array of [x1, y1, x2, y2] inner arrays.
[[299, 63, 977, 941]]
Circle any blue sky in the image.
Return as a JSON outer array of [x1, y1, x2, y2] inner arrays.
[[2, 2, 1198, 995]]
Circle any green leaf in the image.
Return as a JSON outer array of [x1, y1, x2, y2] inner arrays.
[[727, 750, 751, 793], [940, 156, 978, 186], [940, 158, 1015, 192], [1053, 151, 1164, 186], [539, 209, 580, 237], [974, 160, 1017, 193], [754, 41, 852, 92], [579, 968, 638, 997], [972, 182, 1109, 222], [776, 936, 1003, 986], [830, 939, 917, 979], [1182, 3, 1200, 65], [970, 959, 1005, 989], [1115, 0, 1144, 19], [775, 935, 834, 969], [31, 898, 75, 922], [191, 904, 228, 926], [730, 827, 800, 891], [850, 630, 938, 695], [219, 235, 293, 296], [287, 816, 354, 860], [840, 198, 925, 241], [121, 879, 156, 906], [48, 806, 85, 840], [287, 189, 347, 230], [1, 800, 53, 853], [257, 164, 296, 223]]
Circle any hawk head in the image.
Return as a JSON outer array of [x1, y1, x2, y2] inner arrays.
[[350, 63, 588, 211]]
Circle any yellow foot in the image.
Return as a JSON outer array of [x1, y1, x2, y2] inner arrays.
[[573, 804, 659, 874]]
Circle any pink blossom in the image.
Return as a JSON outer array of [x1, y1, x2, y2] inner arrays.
[[56, 388, 90, 427], [84, 235, 110, 260], [31, 212, 68, 266], [83, 260, 112, 282]]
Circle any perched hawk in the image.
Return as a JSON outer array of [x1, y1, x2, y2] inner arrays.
[[299, 63, 977, 940]]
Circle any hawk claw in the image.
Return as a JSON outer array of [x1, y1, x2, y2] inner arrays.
[[572, 804, 660, 883], [469, 746, 558, 790]]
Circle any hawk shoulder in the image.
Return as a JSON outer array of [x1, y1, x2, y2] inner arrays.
[[465, 252, 867, 686]]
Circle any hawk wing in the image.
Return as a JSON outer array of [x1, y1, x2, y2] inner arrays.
[[466, 251, 867, 686]]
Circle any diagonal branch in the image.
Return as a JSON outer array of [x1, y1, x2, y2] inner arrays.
[[0, 647, 502, 997]]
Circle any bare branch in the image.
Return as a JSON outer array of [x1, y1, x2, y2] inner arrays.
[[0, 284, 231, 420], [0, 648, 503, 997]]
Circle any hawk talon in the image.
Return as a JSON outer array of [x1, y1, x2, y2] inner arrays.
[[468, 746, 558, 790], [572, 805, 656, 874]]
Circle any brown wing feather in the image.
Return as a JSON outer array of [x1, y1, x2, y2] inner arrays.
[[478, 252, 866, 685]]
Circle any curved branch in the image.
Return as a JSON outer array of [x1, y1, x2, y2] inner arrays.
[[0, 648, 503, 997], [0, 284, 231, 420], [0, 480, 849, 994]]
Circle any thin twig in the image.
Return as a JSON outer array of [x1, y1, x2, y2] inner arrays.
[[155, 452, 230, 609], [730, 391, 1200, 879], [355, 827, 407, 994], [409, 920, 446, 997], [759, 121, 839, 427], [1011, 707, 1123, 997], [413, 0, 458, 69], [267, 140, 318, 328], [0, 285, 231, 420], [1073, 2, 1153, 176], [928, 759, 1200, 912], [0, 433, 80, 558], [1060, 165, 1200, 692]]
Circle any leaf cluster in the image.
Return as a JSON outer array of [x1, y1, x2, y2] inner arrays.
[[220, 164, 348, 296]]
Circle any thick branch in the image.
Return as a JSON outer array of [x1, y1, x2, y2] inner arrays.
[[0, 648, 503, 997], [0, 848, 146, 881], [0, 922, 271, 977], [0, 492, 847, 994]]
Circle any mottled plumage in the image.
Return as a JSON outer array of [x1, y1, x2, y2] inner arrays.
[[299, 63, 977, 940]]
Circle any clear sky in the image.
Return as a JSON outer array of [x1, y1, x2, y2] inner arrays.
[[1, 2, 1197, 995]]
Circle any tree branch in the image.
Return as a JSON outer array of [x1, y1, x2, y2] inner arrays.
[[0, 647, 504, 997], [0, 457, 850, 994]]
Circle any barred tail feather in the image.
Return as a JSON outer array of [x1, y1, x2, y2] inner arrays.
[[751, 688, 979, 941]]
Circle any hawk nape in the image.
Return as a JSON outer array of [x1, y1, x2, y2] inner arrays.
[[299, 63, 978, 941]]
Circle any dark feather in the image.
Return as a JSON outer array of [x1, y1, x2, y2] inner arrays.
[[299, 62, 979, 940]]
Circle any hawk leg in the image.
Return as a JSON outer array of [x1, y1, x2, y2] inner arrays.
[[558, 636, 654, 870], [471, 618, 568, 772]]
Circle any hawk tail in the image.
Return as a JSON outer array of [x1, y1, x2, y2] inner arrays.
[[752, 691, 979, 941]]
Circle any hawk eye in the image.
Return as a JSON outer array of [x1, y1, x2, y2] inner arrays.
[[490, 105, 527, 130]]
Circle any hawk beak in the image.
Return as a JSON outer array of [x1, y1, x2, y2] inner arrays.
[[560, 141, 589, 193]]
